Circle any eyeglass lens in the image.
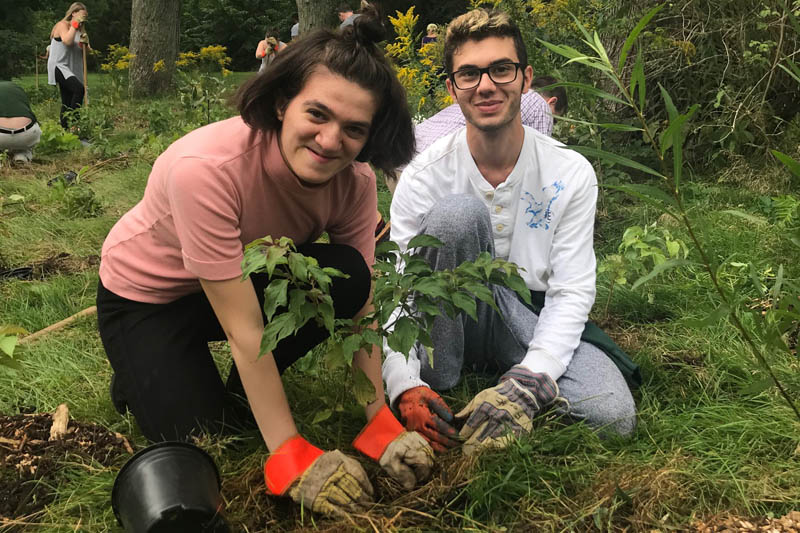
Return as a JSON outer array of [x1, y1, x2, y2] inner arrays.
[[453, 63, 519, 89]]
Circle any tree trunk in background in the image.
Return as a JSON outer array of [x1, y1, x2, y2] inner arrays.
[[129, 0, 180, 97], [295, 0, 340, 33]]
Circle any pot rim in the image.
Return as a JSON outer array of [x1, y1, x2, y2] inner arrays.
[[111, 441, 222, 523]]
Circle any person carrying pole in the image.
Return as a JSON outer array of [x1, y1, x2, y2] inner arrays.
[[47, 3, 90, 129]]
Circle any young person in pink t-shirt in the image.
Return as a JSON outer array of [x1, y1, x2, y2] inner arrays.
[[97, 12, 434, 515]]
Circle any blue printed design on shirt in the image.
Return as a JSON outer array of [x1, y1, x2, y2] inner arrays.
[[521, 181, 565, 230]]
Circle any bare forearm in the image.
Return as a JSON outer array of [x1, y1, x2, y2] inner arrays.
[[354, 340, 386, 422], [229, 333, 298, 451]]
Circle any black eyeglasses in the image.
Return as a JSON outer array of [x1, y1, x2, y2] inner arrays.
[[449, 62, 524, 90]]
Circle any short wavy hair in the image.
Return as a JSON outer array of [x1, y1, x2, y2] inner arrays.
[[443, 9, 527, 75], [236, 14, 414, 174]]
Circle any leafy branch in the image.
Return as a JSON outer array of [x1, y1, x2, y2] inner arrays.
[[242, 234, 531, 412], [542, 4, 800, 421]]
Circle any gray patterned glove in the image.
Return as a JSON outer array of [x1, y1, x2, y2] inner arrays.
[[455, 365, 558, 455]]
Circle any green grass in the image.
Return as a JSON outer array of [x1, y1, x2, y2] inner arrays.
[[1, 73, 798, 532]]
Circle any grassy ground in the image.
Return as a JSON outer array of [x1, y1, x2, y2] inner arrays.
[[1, 73, 798, 532]]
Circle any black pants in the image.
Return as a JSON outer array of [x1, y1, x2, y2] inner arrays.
[[96, 243, 371, 442], [54, 68, 84, 130]]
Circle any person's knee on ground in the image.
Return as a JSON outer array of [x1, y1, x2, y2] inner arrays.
[[420, 194, 490, 245]]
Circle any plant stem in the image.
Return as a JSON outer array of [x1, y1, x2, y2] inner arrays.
[[613, 57, 800, 421]]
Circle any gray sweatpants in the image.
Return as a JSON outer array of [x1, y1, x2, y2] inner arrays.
[[417, 194, 636, 436]]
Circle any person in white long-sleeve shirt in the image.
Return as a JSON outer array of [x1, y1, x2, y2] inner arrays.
[[382, 9, 636, 455]]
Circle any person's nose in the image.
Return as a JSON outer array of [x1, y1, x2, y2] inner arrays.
[[316, 123, 342, 154], [475, 70, 497, 94]]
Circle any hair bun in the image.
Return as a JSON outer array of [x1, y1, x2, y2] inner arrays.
[[348, 5, 385, 46]]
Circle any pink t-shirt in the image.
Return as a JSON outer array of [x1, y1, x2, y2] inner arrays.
[[100, 116, 377, 304]]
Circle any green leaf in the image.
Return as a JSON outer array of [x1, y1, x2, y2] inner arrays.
[[659, 105, 697, 156], [318, 299, 335, 335], [684, 303, 731, 328], [375, 240, 400, 256], [618, 3, 665, 71], [592, 31, 610, 65], [778, 60, 800, 85], [597, 123, 644, 132], [312, 408, 333, 424], [287, 252, 309, 283], [748, 263, 765, 297], [408, 234, 443, 249], [605, 184, 678, 216], [739, 377, 773, 396], [631, 259, 690, 290], [360, 328, 383, 348], [0, 326, 27, 336], [404, 258, 433, 275], [503, 272, 531, 304], [721, 209, 767, 225], [0, 335, 18, 358], [463, 282, 499, 313], [451, 291, 477, 321], [771, 264, 784, 305], [537, 39, 585, 61], [265, 245, 288, 278], [551, 82, 629, 106], [324, 343, 347, 370], [771, 150, 800, 180], [632, 48, 646, 111], [415, 297, 442, 317], [0, 352, 22, 370], [659, 83, 678, 121], [341, 334, 363, 365], [352, 367, 377, 406], [260, 313, 297, 355], [567, 145, 665, 179], [413, 277, 449, 299], [263, 279, 289, 322], [387, 316, 418, 356]]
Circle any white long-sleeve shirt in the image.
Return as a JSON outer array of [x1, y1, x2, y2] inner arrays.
[[382, 126, 598, 405]]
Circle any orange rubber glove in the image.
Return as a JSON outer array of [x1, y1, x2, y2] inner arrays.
[[264, 434, 373, 515], [353, 405, 433, 489], [397, 386, 459, 452]]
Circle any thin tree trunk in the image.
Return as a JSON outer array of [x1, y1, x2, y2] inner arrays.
[[296, 0, 341, 33], [129, 0, 180, 97]]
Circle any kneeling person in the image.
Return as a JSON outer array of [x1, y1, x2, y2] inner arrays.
[[383, 9, 637, 455], [0, 81, 41, 165]]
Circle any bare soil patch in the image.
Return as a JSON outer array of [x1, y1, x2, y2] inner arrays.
[[0, 253, 99, 281], [0, 411, 132, 524]]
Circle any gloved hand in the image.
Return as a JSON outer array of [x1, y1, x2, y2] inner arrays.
[[264, 435, 373, 515], [397, 386, 459, 452], [353, 404, 434, 489], [79, 31, 90, 45], [455, 365, 558, 455]]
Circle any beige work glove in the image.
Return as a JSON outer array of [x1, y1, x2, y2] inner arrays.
[[455, 365, 559, 455], [264, 435, 373, 516], [353, 404, 434, 489], [287, 450, 374, 515], [378, 431, 434, 489]]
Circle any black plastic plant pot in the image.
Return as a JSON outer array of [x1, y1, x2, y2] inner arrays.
[[111, 441, 230, 533]]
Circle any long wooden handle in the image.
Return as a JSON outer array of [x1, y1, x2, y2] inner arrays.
[[19, 306, 97, 345], [82, 45, 89, 107]]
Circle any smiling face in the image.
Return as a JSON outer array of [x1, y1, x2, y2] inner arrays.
[[277, 67, 377, 185], [446, 36, 532, 134]]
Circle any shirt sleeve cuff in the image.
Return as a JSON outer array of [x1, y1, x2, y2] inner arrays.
[[382, 346, 430, 408], [182, 252, 244, 281], [519, 348, 567, 382]]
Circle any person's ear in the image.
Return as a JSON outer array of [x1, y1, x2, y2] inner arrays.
[[275, 99, 287, 121], [546, 96, 558, 116], [446, 77, 458, 102], [522, 65, 533, 92]]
